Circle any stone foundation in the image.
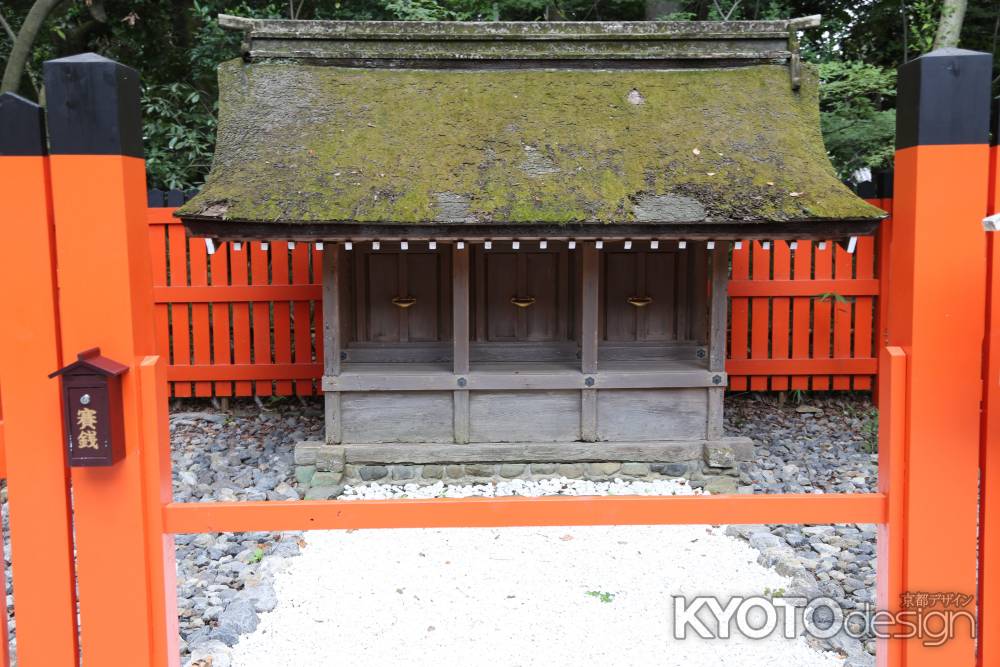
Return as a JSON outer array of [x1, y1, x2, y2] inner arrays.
[[294, 439, 753, 499]]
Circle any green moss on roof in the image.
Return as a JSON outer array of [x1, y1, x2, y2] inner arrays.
[[178, 59, 883, 225]]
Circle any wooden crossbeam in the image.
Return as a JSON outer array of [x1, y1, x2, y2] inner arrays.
[[162, 492, 888, 533]]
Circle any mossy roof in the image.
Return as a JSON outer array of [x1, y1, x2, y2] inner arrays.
[[177, 58, 883, 227]]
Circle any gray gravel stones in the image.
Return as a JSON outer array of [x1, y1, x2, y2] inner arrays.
[[725, 393, 879, 665], [170, 402, 322, 504], [171, 400, 323, 664]]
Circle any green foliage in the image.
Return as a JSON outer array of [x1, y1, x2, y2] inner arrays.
[[815, 290, 853, 305], [906, 0, 943, 57], [818, 61, 896, 178], [1, 0, 997, 189], [861, 408, 879, 454], [142, 2, 284, 188], [143, 83, 216, 190], [380, 0, 510, 21], [843, 400, 879, 453], [585, 590, 616, 603]]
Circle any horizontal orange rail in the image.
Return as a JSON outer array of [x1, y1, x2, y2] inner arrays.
[[725, 358, 878, 376], [146, 208, 180, 224], [167, 363, 323, 382], [162, 492, 888, 533], [153, 285, 321, 303], [168, 360, 877, 380], [728, 278, 879, 297]]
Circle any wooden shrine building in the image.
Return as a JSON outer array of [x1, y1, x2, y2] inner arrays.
[[177, 16, 884, 490]]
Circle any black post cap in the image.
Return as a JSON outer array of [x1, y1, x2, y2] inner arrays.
[[896, 48, 993, 150], [42, 53, 143, 158], [0, 93, 47, 156]]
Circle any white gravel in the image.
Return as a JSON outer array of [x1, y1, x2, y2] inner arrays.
[[223, 482, 845, 667], [338, 476, 702, 500]]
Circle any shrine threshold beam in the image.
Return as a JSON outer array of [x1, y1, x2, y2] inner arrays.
[[163, 492, 887, 533]]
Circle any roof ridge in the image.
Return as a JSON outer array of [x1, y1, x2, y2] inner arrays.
[[217, 16, 821, 67]]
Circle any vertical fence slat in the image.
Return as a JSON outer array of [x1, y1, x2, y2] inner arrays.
[[790, 241, 812, 391], [292, 245, 313, 395], [750, 241, 769, 391], [188, 231, 213, 398], [874, 201, 893, 397], [210, 244, 233, 398], [728, 241, 749, 391], [271, 244, 294, 396], [229, 244, 253, 397], [832, 244, 853, 390], [148, 219, 171, 387], [811, 241, 834, 390], [250, 242, 272, 396], [167, 223, 192, 398], [770, 241, 792, 391], [853, 236, 876, 391]]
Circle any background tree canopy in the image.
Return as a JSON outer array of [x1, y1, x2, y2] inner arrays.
[[1, 0, 996, 190]]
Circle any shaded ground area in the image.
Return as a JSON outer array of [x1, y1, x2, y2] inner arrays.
[[726, 393, 879, 665], [170, 400, 321, 658], [0, 392, 879, 664], [727, 393, 878, 494]]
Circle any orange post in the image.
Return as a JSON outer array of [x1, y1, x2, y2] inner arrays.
[[877, 346, 907, 667], [43, 55, 178, 666], [887, 48, 993, 666], [978, 104, 1000, 666], [0, 93, 80, 665]]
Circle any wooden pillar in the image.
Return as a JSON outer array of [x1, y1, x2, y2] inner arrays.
[[688, 241, 709, 344], [0, 93, 80, 666], [44, 53, 178, 667], [706, 243, 728, 441], [885, 48, 992, 667], [453, 243, 470, 443], [580, 242, 599, 441], [323, 244, 342, 444]]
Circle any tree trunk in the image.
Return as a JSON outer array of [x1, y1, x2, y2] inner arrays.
[[933, 0, 967, 49], [1, 0, 69, 95], [545, 4, 567, 20]]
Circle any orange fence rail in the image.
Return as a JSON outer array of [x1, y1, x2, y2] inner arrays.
[[149, 197, 888, 398], [147, 203, 325, 399], [727, 234, 880, 392]]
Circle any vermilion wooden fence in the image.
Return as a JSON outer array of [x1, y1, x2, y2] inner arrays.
[[148, 189, 888, 397], [147, 197, 324, 399], [727, 234, 880, 392]]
